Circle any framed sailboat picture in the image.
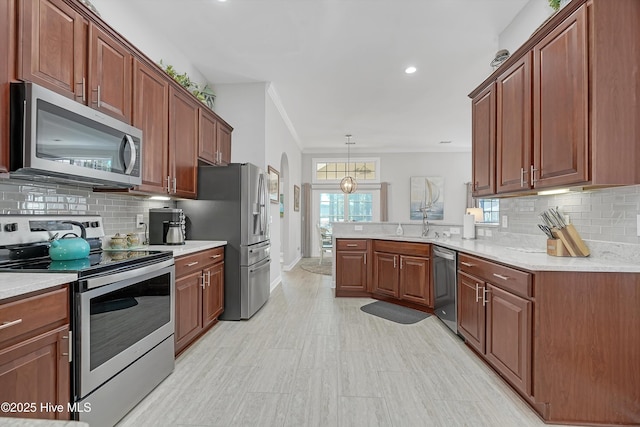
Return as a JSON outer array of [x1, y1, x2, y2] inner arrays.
[[410, 177, 444, 220]]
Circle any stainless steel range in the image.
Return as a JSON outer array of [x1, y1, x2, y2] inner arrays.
[[0, 215, 175, 427]]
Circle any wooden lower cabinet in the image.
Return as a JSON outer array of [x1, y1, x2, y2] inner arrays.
[[457, 255, 532, 398], [335, 239, 370, 297], [457, 271, 485, 353], [174, 247, 225, 355], [0, 286, 70, 420], [372, 252, 398, 298], [335, 239, 432, 309]]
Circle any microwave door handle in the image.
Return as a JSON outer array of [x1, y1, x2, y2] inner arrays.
[[121, 135, 137, 175]]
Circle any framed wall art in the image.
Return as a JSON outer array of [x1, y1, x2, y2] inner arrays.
[[410, 176, 444, 220], [293, 185, 300, 212], [268, 166, 280, 204]]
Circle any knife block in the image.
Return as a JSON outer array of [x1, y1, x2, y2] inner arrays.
[[547, 239, 571, 257]]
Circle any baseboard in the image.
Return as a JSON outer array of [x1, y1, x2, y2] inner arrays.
[[282, 255, 301, 272], [270, 275, 282, 292]]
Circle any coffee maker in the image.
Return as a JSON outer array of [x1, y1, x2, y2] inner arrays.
[[149, 208, 185, 245]]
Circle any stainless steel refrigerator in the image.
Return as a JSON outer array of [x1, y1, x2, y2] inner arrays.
[[179, 163, 271, 320]]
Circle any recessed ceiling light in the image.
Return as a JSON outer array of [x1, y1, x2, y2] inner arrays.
[[405, 66, 417, 74], [217, 0, 227, 2]]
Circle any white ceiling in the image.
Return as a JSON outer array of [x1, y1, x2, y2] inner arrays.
[[114, 0, 530, 153]]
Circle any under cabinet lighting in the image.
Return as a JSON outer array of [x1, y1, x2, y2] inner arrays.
[[149, 196, 171, 201], [537, 187, 583, 196]]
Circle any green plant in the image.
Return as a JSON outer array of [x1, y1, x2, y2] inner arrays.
[[548, 0, 561, 11], [158, 60, 215, 107]]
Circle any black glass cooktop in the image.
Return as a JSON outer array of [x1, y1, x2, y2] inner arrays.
[[0, 250, 173, 278]]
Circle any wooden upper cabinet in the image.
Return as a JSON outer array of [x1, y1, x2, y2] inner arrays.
[[198, 108, 217, 164], [496, 53, 532, 194], [0, 0, 14, 174], [169, 86, 198, 199], [199, 109, 232, 166], [18, 0, 87, 100], [216, 121, 232, 165], [89, 23, 132, 123], [132, 58, 169, 194], [533, 5, 588, 189], [471, 83, 495, 197]]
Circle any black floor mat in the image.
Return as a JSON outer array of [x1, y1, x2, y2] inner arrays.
[[360, 300, 430, 324]]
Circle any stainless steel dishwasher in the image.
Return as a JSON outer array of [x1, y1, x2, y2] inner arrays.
[[432, 246, 458, 335]]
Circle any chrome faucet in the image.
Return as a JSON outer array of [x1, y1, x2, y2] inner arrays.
[[421, 208, 430, 237]]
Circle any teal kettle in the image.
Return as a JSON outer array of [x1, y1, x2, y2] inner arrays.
[[49, 221, 90, 261]]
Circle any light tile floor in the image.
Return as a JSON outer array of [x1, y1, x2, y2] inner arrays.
[[118, 264, 560, 427]]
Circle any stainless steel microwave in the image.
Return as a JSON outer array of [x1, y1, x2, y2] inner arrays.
[[10, 82, 142, 188]]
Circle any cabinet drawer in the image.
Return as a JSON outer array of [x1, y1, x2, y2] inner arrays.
[[336, 239, 367, 251], [0, 287, 69, 344], [458, 254, 531, 298], [200, 247, 224, 265], [373, 240, 430, 257], [175, 252, 204, 277]]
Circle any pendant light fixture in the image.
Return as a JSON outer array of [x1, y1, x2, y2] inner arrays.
[[340, 134, 357, 194]]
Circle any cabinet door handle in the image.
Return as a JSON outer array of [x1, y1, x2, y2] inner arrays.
[[0, 319, 22, 330], [76, 78, 86, 102], [186, 261, 199, 267], [530, 165, 538, 186], [520, 167, 527, 187], [393, 256, 397, 269], [92, 85, 101, 107], [62, 331, 72, 362], [346, 244, 358, 247], [400, 257, 403, 269], [207, 271, 212, 287], [460, 261, 474, 267], [364, 253, 367, 265], [201, 273, 206, 289], [166, 176, 171, 194], [483, 287, 490, 306], [173, 177, 177, 194], [475, 284, 481, 303], [492, 273, 509, 281], [210, 254, 221, 259]]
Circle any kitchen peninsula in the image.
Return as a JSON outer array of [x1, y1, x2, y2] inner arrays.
[[332, 224, 640, 426]]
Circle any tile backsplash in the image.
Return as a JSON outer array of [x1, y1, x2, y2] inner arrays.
[[0, 179, 173, 236], [485, 184, 640, 245]]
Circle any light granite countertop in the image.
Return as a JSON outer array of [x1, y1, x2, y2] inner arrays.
[[333, 233, 640, 273], [0, 240, 226, 302], [146, 240, 226, 257]]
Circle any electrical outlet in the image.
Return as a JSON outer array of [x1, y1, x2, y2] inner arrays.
[[502, 215, 508, 228], [485, 229, 493, 237], [477, 228, 485, 236], [354, 225, 363, 231], [136, 214, 144, 228], [449, 227, 460, 235]]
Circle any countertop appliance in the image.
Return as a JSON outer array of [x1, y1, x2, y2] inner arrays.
[[433, 245, 458, 335], [0, 215, 175, 427], [149, 208, 185, 245], [179, 163, 270, 320], [9, 82, 142, 188]]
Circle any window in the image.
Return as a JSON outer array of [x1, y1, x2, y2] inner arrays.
[[318, 192, 374, 226], [478, 198, 500, 224], [313, 158, 379, 183]]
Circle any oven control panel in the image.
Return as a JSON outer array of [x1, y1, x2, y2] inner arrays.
[[0, 215, 105, 246]]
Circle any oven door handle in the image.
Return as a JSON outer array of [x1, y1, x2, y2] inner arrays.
[[84, 258, 174, 290]]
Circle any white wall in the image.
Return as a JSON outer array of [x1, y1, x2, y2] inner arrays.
[[89, 0, 207, 84], [213, 83, 267, 166], [499, 0, 554, 54], [302, 151, 471, 226]]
